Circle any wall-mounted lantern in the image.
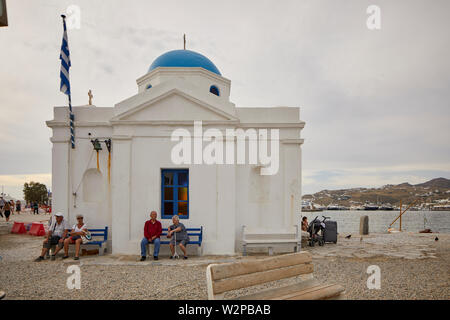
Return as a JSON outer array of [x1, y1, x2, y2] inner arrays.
[[104, 139, 112, 153], [91, 139, 102, 170], [91, 139, 103, 151]]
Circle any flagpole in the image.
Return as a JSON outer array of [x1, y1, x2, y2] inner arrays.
[[60, 14, 75, 220], [68, 92, 75, 149], [60, 15, 75, 149]]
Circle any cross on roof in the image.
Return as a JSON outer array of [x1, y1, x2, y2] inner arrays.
[[88, 89, 93, 105]]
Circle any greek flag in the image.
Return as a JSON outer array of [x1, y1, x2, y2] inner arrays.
[[60, 15, 71, 95], [60, 15, 75, 148]]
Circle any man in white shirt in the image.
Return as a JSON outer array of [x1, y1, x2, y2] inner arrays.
[[34, 212, 70, 262]]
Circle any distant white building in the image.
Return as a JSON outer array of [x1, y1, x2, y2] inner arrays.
[[47, 49, 305, 255]]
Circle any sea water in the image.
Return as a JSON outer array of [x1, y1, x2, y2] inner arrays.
[[301, 210, 450, 234]]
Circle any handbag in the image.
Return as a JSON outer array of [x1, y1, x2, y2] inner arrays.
[[81, 230, 92, 244]]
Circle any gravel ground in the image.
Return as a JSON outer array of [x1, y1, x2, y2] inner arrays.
[[0, 233, 449, 300]]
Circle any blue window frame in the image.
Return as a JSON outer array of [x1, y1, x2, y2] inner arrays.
[[161, 169, 189, 219]]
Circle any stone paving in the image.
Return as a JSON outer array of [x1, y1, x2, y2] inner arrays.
[[302, 232, 442, 260], [0, 210, 50, 235], [1, 231, 448, 300], [76, 254, 239, 267], [63, 232, 445, 268]]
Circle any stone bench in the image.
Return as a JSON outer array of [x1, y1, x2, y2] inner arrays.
[[242, 225, 301, 256]]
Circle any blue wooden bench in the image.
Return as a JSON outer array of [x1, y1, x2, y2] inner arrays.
[[147, 227, 203, 256], [49, 227, 108, 256], [82, 227, 108, 255]]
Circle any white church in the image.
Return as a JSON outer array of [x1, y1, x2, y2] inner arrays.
[[46, 49, 305, 255]]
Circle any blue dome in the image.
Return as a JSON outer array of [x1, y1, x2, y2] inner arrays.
[[148, 50, 221, 75]]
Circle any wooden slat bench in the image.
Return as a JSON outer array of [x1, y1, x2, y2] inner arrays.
[[206, 252, 345, 300], [50, 227, 108, 256], [242, 225, 301, 256], [146, 227, 203, 256]]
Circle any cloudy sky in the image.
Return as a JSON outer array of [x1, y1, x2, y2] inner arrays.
[[1, 0, 449, 199]]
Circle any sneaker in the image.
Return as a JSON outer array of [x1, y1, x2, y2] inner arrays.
[[183, 256, 188, 260], [51, 255, 56, 261], [170, 256, 174, 259], [140, 256, 146, 262], [73, 257, 79, 261], [62, 256, 69, 260], [34, 256, 44, 262], [153, 256, 158, 261]]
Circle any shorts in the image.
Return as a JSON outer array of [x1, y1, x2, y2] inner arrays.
[[4, 210, 10, 219], [43, 236, 63, 249], [69, 235, 81, 243], [170, 238, 189, 246]]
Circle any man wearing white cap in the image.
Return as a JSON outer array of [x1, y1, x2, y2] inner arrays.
[[34, 212, 70, 262]]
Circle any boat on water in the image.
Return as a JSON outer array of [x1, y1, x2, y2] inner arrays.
[[327, 204, 340, 210], [325, 205, 349, 210], [364, 203, 379, 210], [302, 207, 324, 212], [432, 205, 450, 211], [301, 201, 324, 212], [379, 203, 394, 211]]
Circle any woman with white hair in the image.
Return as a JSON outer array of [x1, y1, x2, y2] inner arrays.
[[62, 214, 88, 260], [167, 215, 190, 259]]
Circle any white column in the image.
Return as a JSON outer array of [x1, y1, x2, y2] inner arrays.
[[283, 140, 303, 229], [51, 138, 70, 217], [216, 164, 236, 254], [111, 135, 132, 254]]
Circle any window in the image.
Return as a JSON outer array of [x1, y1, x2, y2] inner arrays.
[[209, 85, 220, 96], [161, 169, 189, 219]]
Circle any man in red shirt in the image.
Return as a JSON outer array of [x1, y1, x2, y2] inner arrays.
[[140, 211, 162, 261]]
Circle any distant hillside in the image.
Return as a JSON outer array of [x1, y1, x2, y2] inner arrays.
[[303, 177, 450, 207], [415, 177, 450, 189], [396, 182, 412, 188]]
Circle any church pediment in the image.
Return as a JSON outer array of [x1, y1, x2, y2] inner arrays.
[[111, 89, 238, 123]]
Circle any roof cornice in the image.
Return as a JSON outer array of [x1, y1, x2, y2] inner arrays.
[[136, 67, 231, 86]]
